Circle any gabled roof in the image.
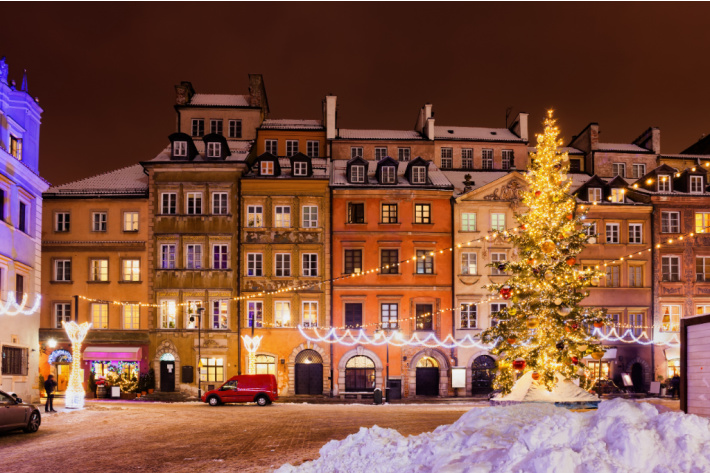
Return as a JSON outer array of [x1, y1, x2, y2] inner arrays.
[[337, 129, 423, 140], [528, 146, 584, 155], [449, 171, 527, 201], [45, 164, 148, 197], [260, 119, 324, 130], [434, 126, 524, 142], [244, 153, 328, 179], [148, 141, 253, 163], [185, 93, 252, 107], [681, 134, 710, 155], [331, 159, 452, 189]]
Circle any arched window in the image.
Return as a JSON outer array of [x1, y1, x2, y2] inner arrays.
[[160, 353, 175, 361], [345, 356, 376, 392], [416, 356, 438, 368], [255, 354, 276, 375]]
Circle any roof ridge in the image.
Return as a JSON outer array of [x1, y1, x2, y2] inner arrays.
[[50, 163, 144, 190]]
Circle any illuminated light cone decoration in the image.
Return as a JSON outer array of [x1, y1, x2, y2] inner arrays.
[[481, 111, 607, 394], [62, 321, 92, 409], [242, 335, 263, 374]]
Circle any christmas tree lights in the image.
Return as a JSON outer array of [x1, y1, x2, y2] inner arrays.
[[62, 321, 92, 409]]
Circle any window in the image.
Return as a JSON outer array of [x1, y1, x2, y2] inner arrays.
[[491, 213, 505, 231], [185, 301, 202, 329], [661, 305, 681, 332], [398, 147, 410, 162], [247, 205, 263, 227], [160, 244, 176, 269], [662, 255, 681, 282], [658, 175, 671, 192], [380, 166, 396, 183], [490, 303, 507, 326], [92, 303, 108, 329], [586, 188, 601, 203], [247, 301, 263, 328], [606, 223, 619, 244], [161, 193, 177, 215], [0, 188, 5, 221], [381, 203, 398, 223], [302, 301, 318, 327], [482, 149, 493, 169], [160, 300, 176, 329], [275, 253, 291, 277], [415, 204, 431, 224], [55, 259, 71, 282], [55, 212, 70, 232], [265, 139, 278, 155], [122, 259, 140, 281], [460, 304, 477, 329], [629, 313, 644, 337], [173, 141, 187, 157], [123, 304, 140, 330], [691, 175, 704, 194], [416, 304, 433, 331], [92, 211, 106, 232], [569, 159, 582, 172], [502, 150, 513, 170], [206, 142, 221, 158], [697, 256, 710, 282], [212, 192, 228, 215], [54, 302, 71, 328], [15, 274, 23, 304], [461, 149, 473, 169], [461, 252, 477, 275], [440, 148, 453, 169], [186, 244, 202, 269], [275, 206, 291, 228], [345, 356, 375, 392], [210, 119, 223, 135], [186, 192, 202, 214], [375, 147, 388, 161], [191, 119, 204, 137], [286, 140, 299, 157], [260, 161, 274, 176], [247, 253, 263, 276], [274, 301, 291, 327], [380, 303, 398, 329], [9, 135, 22, 161], [351, 165, 365, 183], [345, 303, 362, 328], [416, 249, 433, 274], [302, 206, 318, 228], [1, 346, 27, 375], [612, 163, 626, 177], [628, 223, 642, 244], [344, 249, 362, 274], [229, 119, 242, 138], [604, 313, 620, 335], [583, 222, 597, 237], [307, 140, 319, 158], [90, 259, 108, 282], [461, 213, 476, 231], [212, 300, 228, 329], [348, 203, 365, 223], [411, 166, 426, 184], [302, 253, 318, 276], [605, 265, 620, 287], [380, 249, 399, 274], [696, 212, 710, 233], [255, 355, 276, 375], [200, 357, 224, 383], [123, 212, 139, 232], [697, 305, 710, 316], [632, 164, 646, 179], [351, 147, 363, 159], [491, 252, 506, 275], [629, 265, 643, 287], [610, 188, 624, 203], [661, 211, 680, 233], [293, 161, 308, 176], [213, 244, 228, 269]]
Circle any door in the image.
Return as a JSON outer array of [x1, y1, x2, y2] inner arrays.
[[471, 355, 496, 395], [416, 367, 439, 396], [631, 363, 644, 393], [56, 364, 70, 392], [160, 360, 175, 392], [296, 364, 323, 395]]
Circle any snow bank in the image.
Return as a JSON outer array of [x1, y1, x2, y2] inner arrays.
[[276, 399, 710, 473], [491, 371, 598, 404]]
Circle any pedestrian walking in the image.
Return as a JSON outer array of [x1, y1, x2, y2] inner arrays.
[[671, 374, 681, 400], [44, 374, 58, 412]]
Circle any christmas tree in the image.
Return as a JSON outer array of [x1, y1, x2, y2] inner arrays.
[[481, 111, 607, 394]]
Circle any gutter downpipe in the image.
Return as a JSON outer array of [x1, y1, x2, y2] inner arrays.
[[329, 185, 335, 397], [237, 177, 242, 375]]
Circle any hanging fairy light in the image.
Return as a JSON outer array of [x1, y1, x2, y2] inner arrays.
[[0, 291, 41, 316], [242, 335, 263, 374], [62, 321, 92, 409]]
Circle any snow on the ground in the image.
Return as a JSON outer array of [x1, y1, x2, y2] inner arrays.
[[276, 399, 710, 473], [492, 371, 599, 403]]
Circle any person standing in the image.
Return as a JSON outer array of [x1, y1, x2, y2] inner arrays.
[[671, 374, 681, 400], [44, 374, 58, 412]]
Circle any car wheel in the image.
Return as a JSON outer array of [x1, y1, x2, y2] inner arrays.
[[208, 396, 220, 406], [24, 411, 41, 433], [255, 395, 268, 406]]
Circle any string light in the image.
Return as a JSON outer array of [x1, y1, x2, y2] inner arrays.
[[62, 321, 92, 409], [0, 291, 41, 315]]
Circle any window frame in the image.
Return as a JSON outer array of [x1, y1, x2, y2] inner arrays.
[[440, 147, 453, 169], [55, 259, 72, 282], [302, 205, 318, 228], [612, 163, 626, 177], [91, 302, 109, 330], [293, 161, 308, 176], [228, 119, 242, 138], [658, 174, 671, 192], [274, 301, 292, 327], [274, 253, 291, 277], [160, 244, 176, 269], [265, 139, 278, 155], [350, 147, 363, 159], [286, 140, 299, 157], [380, 303, 398, 329], [696, 212, 710, 233], [375, 147, 388, 161], [381, 203, 398, 224], [212, 192, 228, 215], [306, 140, 320, 158], [460, 303, 477, 329], [661, 255, 681, 282], [89, 258, 108, 282], [415, 249, 434, 274], [302, 301, 318, 328], [661, 211, 680, 233], [397, 147, 411, 162], [186, 192, 203, 215], [606, 223, 620, 244], [628, 223, 643, 244], [161, 192, 177, 215], [461, 148, 473, 169], [414, 203, 431, 224], [92, 211, 107, 232], [347, 202, 365, 224], [54, 302, 72, 328], [632, 163, 646, 179], [121, 259, 141, 282], [247, 300, 263, 328], [191, 118, 205, 137], [302, 253, 318, 277], [55, 211, 70, 232], [461, 252, 477, 275], [186, 244, 203, 270], [274, 205, 291, 228], [380, 249, 399, 274], [123, 211, 139, 232], [247, 205, 264, 227], [246, 253, 263, 277], [210, 119, 223, 135], [588, 188, 602, 203], [481, 149, 493, 169], [212, 244, 229, 270], [344, 249, 363, 274], [123, 303, 140, 330], [691, 175, 704, 194]]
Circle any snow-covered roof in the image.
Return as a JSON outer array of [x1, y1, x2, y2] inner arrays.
[[186, 94, 252, 107], [245, 157, 329, 179], [337, 129, 423, 140], [45, 164, 148, 196], [149, 141, 254, 162], [528, 146, 584, 155], [596, 143, 650, 153], [435, 126, 524, 142], [331, 160, 452, 189], [260, 119, 324, 131]]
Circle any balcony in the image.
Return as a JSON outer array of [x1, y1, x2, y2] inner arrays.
[[154, 268, 234, 289], [154, 214, 234, 234]]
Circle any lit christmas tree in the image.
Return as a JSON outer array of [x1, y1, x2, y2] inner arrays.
[[481, 111, 607, 394]]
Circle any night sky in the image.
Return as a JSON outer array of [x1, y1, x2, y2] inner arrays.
[[3, 3, 710, 186]]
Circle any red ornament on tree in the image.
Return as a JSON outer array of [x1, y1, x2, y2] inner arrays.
[[571, 356, 579, 365], [531, 372, 540, 381], [535, 190, 541, 197], [500, 285, 512, 299], [512, 359, 526, 371], [566, 214, 574, 220], [565, 256, 576, 266]]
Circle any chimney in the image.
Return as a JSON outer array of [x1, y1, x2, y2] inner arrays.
[[248, 74, 269, 114], [633, 127, 661, 154], [415, 104, 433, 133], [425, 117, 435, 140], [175, 81, 195, 105], [509, 112, 529, 142], [325, 95, 337, 140]]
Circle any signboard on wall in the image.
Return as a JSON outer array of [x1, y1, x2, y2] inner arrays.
[[451, 367, 466, 389]]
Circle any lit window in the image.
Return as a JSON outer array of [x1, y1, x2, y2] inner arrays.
[[260, 161, 274, 175], [122, 259, 140, 281], [381, 203, 398, 223], [302, 301, 318, 327], [212, 300, 228, 329], [275, 206, 291, 228], [247, 205, 263, 227], [696, 256, 710, 282], [491, 253, 506, 275], [380, 303, 398, 329], [588, 188, 602, 203], [610, 188, 624, 203], [92, 303, 108, 329], [658, 175, 671, 192], [416, 250, 434, 274], [247, 253, 263, 276], [696, 212, 710, 233], [248, 301, 263, 328], [660, 305, 681, 332], [415, 204, 431, 224], [200, 357, 224, 383], [90, 259, 108, 282], [490, 303, 507, 327], [460, 304, 477, 329], [302, 206, 318, 228], [491, 213, 505, 231], [10, 135, 22, 161], [461, 213, 476, 231], [185, 301, 202, 329], [160, 300, 176, 329], [123, 212, 139, 231], [123, 304, 140, 330], [255, 355, 276, 375], [461, 253, 477, 275], [274, 301, 291, 327]]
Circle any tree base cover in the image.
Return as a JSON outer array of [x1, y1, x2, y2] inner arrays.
[[277, 399, 709, 473], [490, 371, 599, 409]]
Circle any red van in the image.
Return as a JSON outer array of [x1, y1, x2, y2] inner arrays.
[[201, 374, 278, 406]]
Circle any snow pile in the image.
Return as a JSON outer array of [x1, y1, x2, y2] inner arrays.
[[277, 399, 710, 473], [491, 371, 599, 404]]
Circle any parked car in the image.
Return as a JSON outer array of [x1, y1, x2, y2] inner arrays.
[[201, 374, 278, 407], [0, 389, 41, 433]]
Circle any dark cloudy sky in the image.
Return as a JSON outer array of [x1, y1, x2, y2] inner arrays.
[[2, 2, 710, 186]]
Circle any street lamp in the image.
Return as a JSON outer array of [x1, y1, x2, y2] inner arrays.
[[190, 307, 205, 399]]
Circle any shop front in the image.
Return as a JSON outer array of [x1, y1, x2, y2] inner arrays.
[[83, 346, 148, 396]]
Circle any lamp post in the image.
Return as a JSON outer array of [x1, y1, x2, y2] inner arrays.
[[195, 307, 205, 399]]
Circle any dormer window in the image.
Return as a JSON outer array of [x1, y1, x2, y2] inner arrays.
[[261, 161, 274, 176], [691, 175, 704, 193], [207, 142, 221, 158], [173, 141, 187, 157], [411, 166, 426, 184], [351, 165, 365, 183], [293, 161, 308, 176], [381, 166, 396, 184], [610, 188, 624, 203], [658, 175, 671, 192], [588, 188, 602, 203]]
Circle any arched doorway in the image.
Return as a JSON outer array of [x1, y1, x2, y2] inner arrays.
[[471, 355, 496, 395], [631, 363, 644, 393], [160, 353, 176, 392], [416, 356, 439, 396], [345, 355, 376, 392], [295, 349, 323, 395], [48, 349, 72, 393]]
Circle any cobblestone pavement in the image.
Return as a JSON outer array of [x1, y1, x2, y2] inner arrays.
[[0, 399, 483, 473]]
